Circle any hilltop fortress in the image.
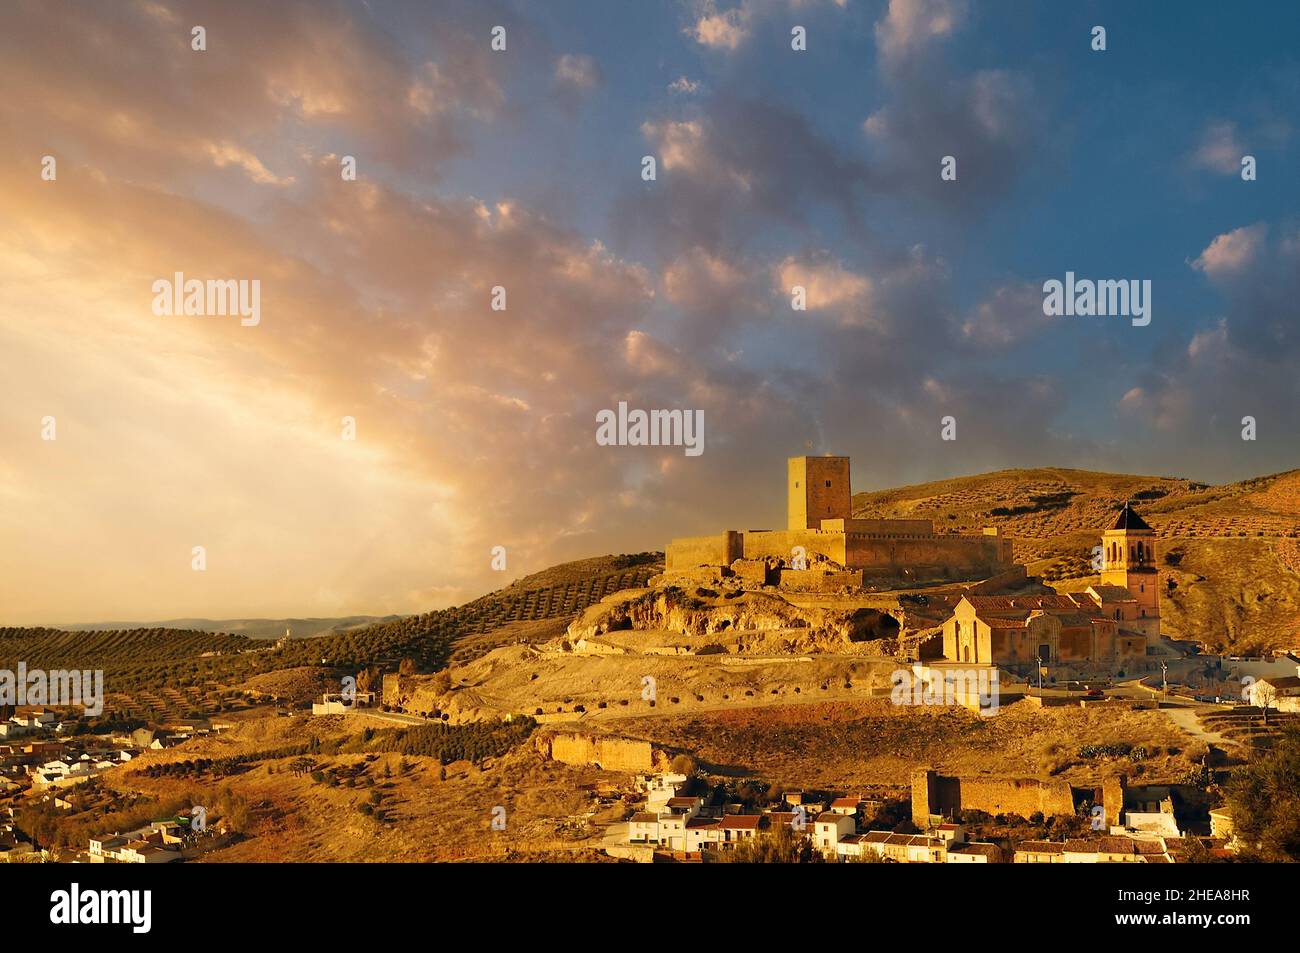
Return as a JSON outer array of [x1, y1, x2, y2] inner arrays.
[[665, 455, 1159, 675], [667, 456, 1016, 590]]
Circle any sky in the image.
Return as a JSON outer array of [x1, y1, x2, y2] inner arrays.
[[0, 0, 1297, 625]]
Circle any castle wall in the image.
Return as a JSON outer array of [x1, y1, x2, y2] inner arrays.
[[912, 769, 1075, 826], [822, 518, 934, 535], [665, 531, 744, 571], [737, 528, 1011, 581], [539, 732, 665, 772], [742, 529, 848, 566], [842, 533, 1012, 578]]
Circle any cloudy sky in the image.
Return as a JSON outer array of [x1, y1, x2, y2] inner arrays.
[[1, 0, 1297, 625]]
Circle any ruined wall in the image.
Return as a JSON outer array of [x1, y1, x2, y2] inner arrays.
[[538, 731, 668, 772], [777, 568, 866, 591], [1102, 776, 1127, 827], [912, 769, 1075, 826], [731, 558, 777, 586], [666, 531, 744, 571], [382, 673, 404, 708]]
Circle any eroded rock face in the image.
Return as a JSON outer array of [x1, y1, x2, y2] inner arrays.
[[566, 586, 902, 652]]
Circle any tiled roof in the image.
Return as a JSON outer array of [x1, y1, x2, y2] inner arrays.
[[948, 843, 1001, 858], [1110, 504, 1151, 531], [1088, 585, 1136, 602], [861, 831, 940, 848], [1259, 675, 1300, 689]]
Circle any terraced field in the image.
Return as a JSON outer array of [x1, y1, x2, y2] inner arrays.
[[1198, 708, 1300, 751]]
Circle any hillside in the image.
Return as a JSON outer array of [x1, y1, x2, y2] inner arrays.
[[7, 464, 1300, 721], [853, 467, 1300, 651], [55, 616, 402, 640], [0, 553, 664, 719]]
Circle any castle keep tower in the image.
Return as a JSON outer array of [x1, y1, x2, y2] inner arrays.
[[1100, 503, 1160, 640], [788, 456, 851, 531]]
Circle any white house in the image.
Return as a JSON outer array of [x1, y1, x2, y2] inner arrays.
[[813, 813, 856, 858], [628, 812, 659, 844], [1248, 675, 1300, 712]]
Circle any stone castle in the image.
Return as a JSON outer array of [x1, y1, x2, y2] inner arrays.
[[666, 455, 1015, 587], [666, 455, 1160, 673]]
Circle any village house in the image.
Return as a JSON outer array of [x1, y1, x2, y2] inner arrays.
[[717, 814, 768, 849], [945, 842, 1004, 863], [851, 832, 947, 863], [87, 822, 183, 864], [1247, 673, 1300, 713], [311, 690, 377, 716], [832, 823, 1002, 863], [628, 812, 660, 845], [814, 813, 856, 858], [684, 816, 721, 852], [828, 796, 864, 817], [1013, 835, 1175, 863], [0, 829, 35, 862]]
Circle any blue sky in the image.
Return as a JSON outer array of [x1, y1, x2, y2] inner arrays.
[[2, 0, 1298, 622]]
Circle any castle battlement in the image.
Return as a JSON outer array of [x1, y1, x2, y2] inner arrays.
[[665, 456, 1015, 585]]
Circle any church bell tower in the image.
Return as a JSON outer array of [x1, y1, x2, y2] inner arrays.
[[1100, 503, 1160, 640]]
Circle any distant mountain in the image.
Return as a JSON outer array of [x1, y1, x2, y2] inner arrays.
[[55, 616, 403, 640]]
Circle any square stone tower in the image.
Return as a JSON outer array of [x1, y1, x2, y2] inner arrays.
[[788, 456, 851, 530], [1100, 503, 1160, 640]]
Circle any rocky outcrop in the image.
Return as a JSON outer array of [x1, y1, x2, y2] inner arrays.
[[566, 585, 903, 653]]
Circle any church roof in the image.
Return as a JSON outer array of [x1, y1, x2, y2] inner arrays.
[[1110, 503, 1151, 531]]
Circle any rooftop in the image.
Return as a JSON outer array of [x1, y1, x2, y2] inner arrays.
[[1110, 503, 1152, 531]]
